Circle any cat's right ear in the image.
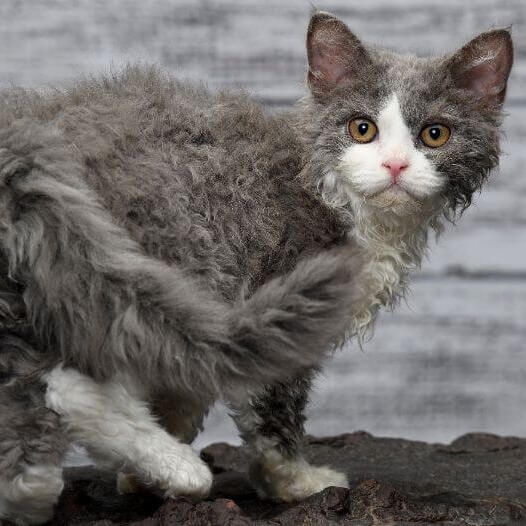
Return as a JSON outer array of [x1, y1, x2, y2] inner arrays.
[[448, 29, 513, 107], [307, 11, 371, 97]]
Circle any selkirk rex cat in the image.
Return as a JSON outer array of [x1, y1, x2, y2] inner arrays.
[[0, 11, 513, 525]]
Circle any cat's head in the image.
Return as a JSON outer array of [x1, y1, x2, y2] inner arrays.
[[300, 12, 513, 224]]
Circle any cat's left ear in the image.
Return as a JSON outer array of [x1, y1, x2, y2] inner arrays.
[[448, 29, 513, 107]]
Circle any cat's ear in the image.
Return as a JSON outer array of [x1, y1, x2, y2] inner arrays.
[[307, 11, 371, 96], [448, 29, 513, 107]]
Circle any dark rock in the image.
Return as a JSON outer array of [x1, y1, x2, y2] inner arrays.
[[44, 432, 526, 525]]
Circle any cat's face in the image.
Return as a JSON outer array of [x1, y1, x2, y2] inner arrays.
[[302, 12, 513, 221]]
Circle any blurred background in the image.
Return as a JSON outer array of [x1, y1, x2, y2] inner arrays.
[[1, 0, 524, 448]]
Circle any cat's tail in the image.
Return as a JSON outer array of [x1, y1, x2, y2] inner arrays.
[[189, 246, 364, 395]]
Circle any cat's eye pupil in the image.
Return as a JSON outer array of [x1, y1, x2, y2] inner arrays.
[[358, 122, 369, 136], [429, 127, 441, 140]]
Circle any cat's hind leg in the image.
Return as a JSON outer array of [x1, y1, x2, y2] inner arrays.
[[0, 338, 67, 525], [45, 366, 213, 499], [230, 370, 348, 502], [0, 421, 65, 525], [0, 406, 66, 525]]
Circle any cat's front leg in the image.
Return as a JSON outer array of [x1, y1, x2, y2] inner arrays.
[[229, 370, 348, 502]]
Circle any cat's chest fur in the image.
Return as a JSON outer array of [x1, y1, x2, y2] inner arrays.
[[347, 206, 432, 336]]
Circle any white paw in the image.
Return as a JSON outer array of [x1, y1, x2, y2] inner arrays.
[[250, 449, 348, 502], [154, 444, 213, 499], [0, 465, 64, 525]]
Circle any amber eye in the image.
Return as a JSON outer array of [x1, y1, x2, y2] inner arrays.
[[420, 124, 451, 148], [348, 118, 378, 143]]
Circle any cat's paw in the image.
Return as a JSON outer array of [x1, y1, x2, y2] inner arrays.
[[158, 444, 213, 499], [250, 449, 348, 502], [118, 450, 212, 499], [0, 465, 64, 525]]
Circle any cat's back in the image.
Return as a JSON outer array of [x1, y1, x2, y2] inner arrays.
[[0, 66, 344, 299]]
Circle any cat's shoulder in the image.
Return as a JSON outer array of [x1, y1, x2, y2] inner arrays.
[[0, 64, 284, 130]]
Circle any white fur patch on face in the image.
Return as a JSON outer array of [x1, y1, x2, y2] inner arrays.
[[328, 93, 444, 212]]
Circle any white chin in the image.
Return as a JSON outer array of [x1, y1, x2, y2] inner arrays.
[[364, 187, 422, 214]]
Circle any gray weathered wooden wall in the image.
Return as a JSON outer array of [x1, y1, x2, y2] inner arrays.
[[0, 0, 525, 448]]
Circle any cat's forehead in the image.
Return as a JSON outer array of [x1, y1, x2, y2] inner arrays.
[[373, 51, 452, 126], [373, 50, 442, 86], [340, 50, 452, 127]]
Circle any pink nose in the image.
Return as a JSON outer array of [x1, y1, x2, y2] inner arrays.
[[382, 160, 409, 182]]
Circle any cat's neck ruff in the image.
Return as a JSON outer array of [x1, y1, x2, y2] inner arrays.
[[328, 183, 444, 339]]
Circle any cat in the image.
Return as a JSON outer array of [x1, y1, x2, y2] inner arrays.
[[0, 10, 513, 525]]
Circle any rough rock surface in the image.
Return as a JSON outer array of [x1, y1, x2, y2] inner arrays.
[[41, 433, 526, 525]]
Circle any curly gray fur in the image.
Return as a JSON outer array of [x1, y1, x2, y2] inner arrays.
[[0, 10, 513, 523], [0, 116, 363, 399]]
